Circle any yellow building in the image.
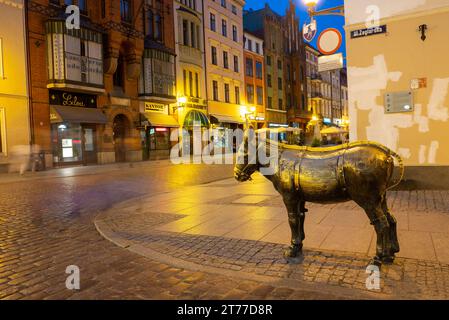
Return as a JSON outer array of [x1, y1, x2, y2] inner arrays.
[[0, 0, 31, 171], [172, 0, 209, 133], [345, 0, 449, 187], [204, 0, 246, 129]]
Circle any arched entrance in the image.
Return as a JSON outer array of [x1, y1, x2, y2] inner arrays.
[[113, 114, 130, 163]]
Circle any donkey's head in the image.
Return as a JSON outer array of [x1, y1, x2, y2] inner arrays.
[[234, 130, 259, 182]]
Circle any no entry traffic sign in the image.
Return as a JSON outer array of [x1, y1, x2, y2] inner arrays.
[[317, 28, 342, 55]]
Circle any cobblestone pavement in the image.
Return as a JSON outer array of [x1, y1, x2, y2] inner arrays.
[[95, 176, 449, 300], [0, 162, 358, 300]]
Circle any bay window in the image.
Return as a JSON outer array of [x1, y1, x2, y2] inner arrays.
[[139, 49, 176, 99], [46, 21, 104, 90]]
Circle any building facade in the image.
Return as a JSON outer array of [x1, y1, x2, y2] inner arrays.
[[283, 0, 309, 131], [243, 31, 265, 129], [204, 0, 246, 129], [0, 0, 31, 171], [244, 4, 287, 128], [27, 0, 150, 167], [139, 0, 177, 160], [172, 0, 209, 139], [345, 0, 449, 187]]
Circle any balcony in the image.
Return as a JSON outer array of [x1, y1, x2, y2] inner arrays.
[[311, 74, 322, 82], [311, 92, 324, 100], [179, 44, 203, 67]]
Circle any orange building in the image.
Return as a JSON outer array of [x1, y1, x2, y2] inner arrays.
[[243, 31, 265, 129]]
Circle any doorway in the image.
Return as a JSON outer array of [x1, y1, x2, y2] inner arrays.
[[82, 125, 97, 165], [113, 114, 129, 163]]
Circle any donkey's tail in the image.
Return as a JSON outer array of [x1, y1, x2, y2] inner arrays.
[[386, 149, 405, 191]]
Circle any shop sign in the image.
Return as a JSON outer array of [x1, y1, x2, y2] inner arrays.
[[49, 90, 97, 108], [350, 25, 387, 39], [323, 118, 332, 124], [144, 102, 166, 113]]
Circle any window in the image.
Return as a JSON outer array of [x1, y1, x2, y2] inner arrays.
[[268, 96, 272, 108], [256, 61, 263, 79], [182, 20, 189, 46], [245, 58, 253, 77], [247, 39, 252, 51], [277, 60, 282, 70], [246, 85, 254, 104], [120, 0, 132, 23], [224, 84, 230, 103], [195, 73, 199, 97], [232, 5, 237, 15], [140, 49, 176, 97], [232, 25, 238, 42], [233, 55, 239, 72], [235, 86, 240, 104], [211, 46, 217, 65], [78, 0, 87, 13], [0, 38, 3, 79], [256, 43, 260, 54], [221, 0, 226, 8], [279, 99, 283, 110], [222, 19, 227, 37], [266, 55, 271, 66], [210, 13, 216, 32], [0, 108, 5, 154], [257, 86, 263, 105], [113, 54, 125, 89], [278, 77, 282, 90], [154, 14, 162, 41], [189, 71, 193, 96], [213, 80, 219, 101], [183, 70, 187, 95], [146, 11, 154, 38], [267, 75, 272, 87], [223, 51, 229, 69], [190, 22, 196, 48]]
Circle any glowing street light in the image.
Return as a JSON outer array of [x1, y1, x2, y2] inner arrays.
[[177, 96, 187, 104], [303, 0, 344, 17], [304, 0, 319, 8]]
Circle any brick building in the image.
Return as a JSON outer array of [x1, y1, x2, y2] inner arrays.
[[243, 4, 287, 128], [283, 0, 309, 131], [26, 0, 175, 167]]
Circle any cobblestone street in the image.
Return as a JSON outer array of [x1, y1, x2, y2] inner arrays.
[[0, 162, 355, 300], [1, 162, 449, 299]]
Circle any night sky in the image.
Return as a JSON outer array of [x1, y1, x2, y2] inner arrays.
[[244, 0, 346, 60]]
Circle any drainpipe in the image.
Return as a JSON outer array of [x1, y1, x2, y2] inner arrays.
[[24, 0, 34, 146], [201, 0, 209, 116]]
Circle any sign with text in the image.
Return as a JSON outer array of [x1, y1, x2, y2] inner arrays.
[[351, 25, 387, 39], [144, 102, 166, 113], [318, 53, 344, 72], [49, 90, 97, 108]]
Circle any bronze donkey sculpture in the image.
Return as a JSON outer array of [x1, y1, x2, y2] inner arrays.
[[234, 131, 404, 265]]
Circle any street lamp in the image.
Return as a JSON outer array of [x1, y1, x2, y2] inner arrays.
[[303, 0, 345, 17]]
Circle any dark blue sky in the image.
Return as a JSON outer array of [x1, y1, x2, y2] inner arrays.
[[244, 0, 346, 59]]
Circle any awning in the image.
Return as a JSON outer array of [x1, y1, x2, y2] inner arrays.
[[184, 110, 210, 128], [142, 112, 179, 128], [210, 114, 244, 124], [50, 106, 108, 124], [321, 127, 348, 134]]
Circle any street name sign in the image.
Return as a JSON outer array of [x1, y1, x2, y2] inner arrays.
[[318, 53, 344, 72], [351, 25, 387, 39]]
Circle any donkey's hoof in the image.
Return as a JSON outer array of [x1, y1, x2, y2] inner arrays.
[[381, 255, 395, 264], [284, 245, 302, 259]]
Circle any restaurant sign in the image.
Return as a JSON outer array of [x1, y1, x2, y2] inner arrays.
[[49, 90, 97, 108]]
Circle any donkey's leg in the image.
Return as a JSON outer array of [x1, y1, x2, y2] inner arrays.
[[381, 195, 400, 255], [284, 197, 303, 258], [298, 201, 308, 241], [366, 204, 393, 265]]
